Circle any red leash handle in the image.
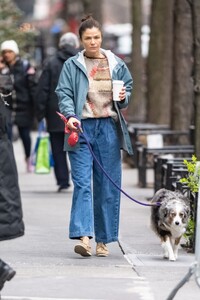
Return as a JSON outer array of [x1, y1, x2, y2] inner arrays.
[[56, 111, 79, 147]]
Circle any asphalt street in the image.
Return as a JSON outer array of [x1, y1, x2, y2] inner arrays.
[[0, 133, 199, 300]]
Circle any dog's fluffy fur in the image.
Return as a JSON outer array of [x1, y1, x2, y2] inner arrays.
[[151, 188, 190, 261]]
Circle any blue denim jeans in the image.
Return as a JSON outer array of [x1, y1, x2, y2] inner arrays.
[[68, 118, 121, 244]]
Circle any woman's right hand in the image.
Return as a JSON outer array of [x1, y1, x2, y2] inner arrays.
[[67, 117, 81, 132]]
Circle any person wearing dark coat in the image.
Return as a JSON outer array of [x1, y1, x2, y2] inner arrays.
[[36, 33, 80, 192], [0, 91, 25, 293], [0, 40, 37, 172], [0, 56, 13, 139]]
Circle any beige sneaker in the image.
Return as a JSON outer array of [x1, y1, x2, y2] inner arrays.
[[74, 236, 92, 257], [96, 242, 109, 257]]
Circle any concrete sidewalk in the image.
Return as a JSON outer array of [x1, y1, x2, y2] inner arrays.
[[0, 133, 199, 300]]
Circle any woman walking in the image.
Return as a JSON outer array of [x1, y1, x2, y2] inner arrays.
[[56, 15, 133, 257]]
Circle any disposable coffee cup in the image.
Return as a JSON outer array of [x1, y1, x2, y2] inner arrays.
[[112, 80, 124, 101]]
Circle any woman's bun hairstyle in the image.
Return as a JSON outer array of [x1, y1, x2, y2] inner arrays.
[[81, 14, 93, 23]]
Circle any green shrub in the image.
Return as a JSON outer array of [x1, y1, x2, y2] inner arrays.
[[179, 155, 200, 193], [183, 217, 195, 249], [179, 155, 200, 250]]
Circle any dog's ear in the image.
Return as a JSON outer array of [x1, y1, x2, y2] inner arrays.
[[175, 191, 190, 205], [151, 188, 168, 204], [159, 207, 168, 219], [183, 206, 190, 221]]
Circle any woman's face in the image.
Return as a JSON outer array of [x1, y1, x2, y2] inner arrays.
[[81, 27, 102, 58]]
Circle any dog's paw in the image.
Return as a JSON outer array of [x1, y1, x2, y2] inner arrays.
[[163, 249, 169, 259], [169, 256, 176, 261]]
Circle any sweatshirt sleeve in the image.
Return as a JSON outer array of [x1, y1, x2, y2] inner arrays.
[[117, 62, 133, 110]]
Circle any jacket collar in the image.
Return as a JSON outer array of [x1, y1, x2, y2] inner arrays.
[[75, 48, 121, 76]]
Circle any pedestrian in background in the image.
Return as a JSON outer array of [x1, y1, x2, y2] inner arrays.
[[36, 32, 80, 192], [0, 40, 37, 172], [0, 56, 13, 139], [56, 15, 133, 257], [0, 91, 25, 294]]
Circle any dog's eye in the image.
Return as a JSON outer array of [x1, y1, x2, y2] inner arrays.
[[179, 212, 184, 218], [171, 212, 176, 217]]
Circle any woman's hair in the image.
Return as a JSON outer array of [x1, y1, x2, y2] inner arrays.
[[79, 15, 102, 39]]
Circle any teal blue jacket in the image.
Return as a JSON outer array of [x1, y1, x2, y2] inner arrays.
[[55, 49, 133, 155]]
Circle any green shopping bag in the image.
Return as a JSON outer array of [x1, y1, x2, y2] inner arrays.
[[35, 135, 51, 174]]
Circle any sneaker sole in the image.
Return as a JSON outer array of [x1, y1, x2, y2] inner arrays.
[[74, 245, 92, 257], [96, 253, 109, 257]]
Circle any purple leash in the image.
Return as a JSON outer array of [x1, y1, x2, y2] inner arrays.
[[56, 112, 158, 207], [80, 128, 158, 207]]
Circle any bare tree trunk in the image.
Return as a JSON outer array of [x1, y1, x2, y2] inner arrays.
[[193, 0, 200, 157], [146, 0, 174, 125], [128, 0, 145, 122], [171, 0, 193, 144]]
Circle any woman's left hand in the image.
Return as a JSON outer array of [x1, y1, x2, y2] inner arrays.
[[119, 86, 126, 101]]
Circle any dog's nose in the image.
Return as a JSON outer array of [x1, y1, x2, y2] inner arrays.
[[175, 221, 180, 226]]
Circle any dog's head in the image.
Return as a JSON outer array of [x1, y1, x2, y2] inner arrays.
[[152, 188, 190, 229], [156, 190, 190, 226], [160, 201, 190, 228]]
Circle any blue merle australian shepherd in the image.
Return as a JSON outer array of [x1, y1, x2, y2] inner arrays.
[[151, 188, 190, 261]]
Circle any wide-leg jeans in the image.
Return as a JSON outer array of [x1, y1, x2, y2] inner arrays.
[[68, 117, 121, 244]]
